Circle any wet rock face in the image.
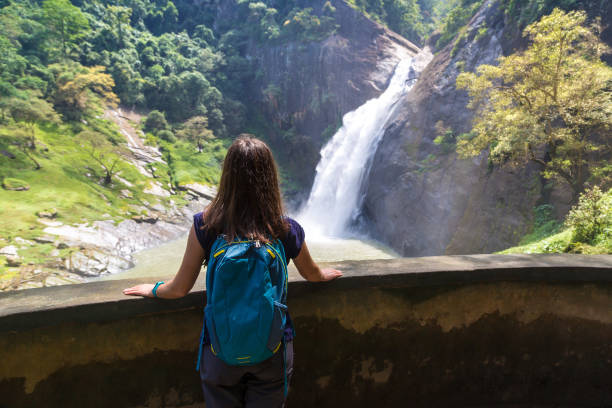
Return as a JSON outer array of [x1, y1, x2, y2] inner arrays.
[[245, 0, 419, 196], [362, 1, 542, 256]]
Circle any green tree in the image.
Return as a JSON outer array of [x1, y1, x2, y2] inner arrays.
[[42, 0, 90, 60], [456, 9, 612, 198], [248, 2, 280, 41], [177, 115, 213, 153], [51, 64, 119, 120], [106, 6, 132, 47], [3, 92, 59, 169], [435, 0, 482, 49], [384, 0, 424, 43], [143, 110, 169, 133], [79, 130, 127, 185]]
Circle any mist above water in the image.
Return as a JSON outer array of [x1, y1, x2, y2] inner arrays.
[[297, 58, 420, 238]]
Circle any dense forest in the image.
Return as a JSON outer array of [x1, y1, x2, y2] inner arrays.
[[0, 0, 610, 289]]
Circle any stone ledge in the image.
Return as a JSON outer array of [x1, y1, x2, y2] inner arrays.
[[1, 254, 612, 332]]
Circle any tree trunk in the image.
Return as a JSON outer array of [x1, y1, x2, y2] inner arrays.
[[22, 147, 41, 170]]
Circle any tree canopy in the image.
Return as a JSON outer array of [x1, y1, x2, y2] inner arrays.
[[456, 9, 612, 197], [42, 0, 90, 60]]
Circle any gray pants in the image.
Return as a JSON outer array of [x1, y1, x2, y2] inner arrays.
[[199, 341, 294, 408]]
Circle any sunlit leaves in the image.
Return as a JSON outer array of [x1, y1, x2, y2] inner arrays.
[[42, 0, 90, 60], [456, 8, 612, 194], [51, 63, 118, 120]]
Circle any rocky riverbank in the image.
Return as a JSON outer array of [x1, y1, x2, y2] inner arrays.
[[0, 184, 215, 291]]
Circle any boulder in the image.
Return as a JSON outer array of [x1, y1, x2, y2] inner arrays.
[[33, 236, 56, 244], [2, 178, 29, 191], [5, 255, 21, 267], [144, 181, 170, 197], [131, 214, 159, 224], [36, 208, 58, 218], [181, 183, 217, 201], [67, 249, 133, 277], [14, 237, 34, 246], [0, 245, 18, 257]]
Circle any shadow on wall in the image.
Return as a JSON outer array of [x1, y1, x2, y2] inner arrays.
[[1, 255, 612, 407]]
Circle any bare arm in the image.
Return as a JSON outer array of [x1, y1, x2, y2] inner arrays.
[[293, 241, 342, 282], [123, 225, 206, 298]]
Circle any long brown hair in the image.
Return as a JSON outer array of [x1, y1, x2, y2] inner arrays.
[[202, 134, 288, 243]]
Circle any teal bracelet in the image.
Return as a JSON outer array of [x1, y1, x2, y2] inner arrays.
[[152, 281, 164, 298]]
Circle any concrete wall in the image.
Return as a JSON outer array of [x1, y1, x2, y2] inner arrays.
[[1, 254, 612, 407]]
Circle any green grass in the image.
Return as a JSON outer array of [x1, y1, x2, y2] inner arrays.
[[500, 190, 612, 255], [1, 124, 147, 234], [499, 229, 572, 254], [161, 138, 227, 187], [0, 118, 225, 281]]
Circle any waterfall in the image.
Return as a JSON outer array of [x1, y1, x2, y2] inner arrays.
[[297, 58, 420, 238]]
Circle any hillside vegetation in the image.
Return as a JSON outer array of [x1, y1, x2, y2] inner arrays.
[[1, 0, 611, 288], [501, 187, 612, 255]]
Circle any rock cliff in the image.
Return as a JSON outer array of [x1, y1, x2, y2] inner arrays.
[[361, 1, 542, 256], [362, 0, 612, 256]]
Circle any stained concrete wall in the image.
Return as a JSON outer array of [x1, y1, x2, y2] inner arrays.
[[1, 254, 612, 408]]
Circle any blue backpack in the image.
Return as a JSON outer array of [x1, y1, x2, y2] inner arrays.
[[196, 235, 289, 370]]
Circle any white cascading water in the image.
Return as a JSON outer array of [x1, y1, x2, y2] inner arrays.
[[297, 58, 419, 238]]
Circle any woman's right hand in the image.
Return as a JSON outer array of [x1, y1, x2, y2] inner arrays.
[[320, 268, 343, 281], [294, 241, 343, 282]]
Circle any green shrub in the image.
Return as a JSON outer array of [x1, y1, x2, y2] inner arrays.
[[518, 204, 561, 246], [565, 186, 611, 244], [436, 0, 483, 50], [157, 130, 176, 143], [143, 110, 169, 133]]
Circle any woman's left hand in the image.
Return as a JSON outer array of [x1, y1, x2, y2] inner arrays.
[[123, 284, 155, 297]]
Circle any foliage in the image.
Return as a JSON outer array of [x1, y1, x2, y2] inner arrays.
[[435, 0, 482, 49], [0, 92, 59, 169], [176, 115, 214, 153], [500, 0, 578, 27], [160, 137, 226, 186], [248, 2, 280, 41], [79, 130, 128, 185], [51, 64, 119, 120], [42, 0, 90, 60], [499, 228, 572, 254], [456, 9, 612, 197], [156, 129, 176, 143], [345, 0, 425, 45], [517, 204, 561, 246], [502, 187, 612, 254], [432, 120, 456, 154], [280, 7, 337, 42], [565, 186, 611, 244], [143, 110, 169, 133]]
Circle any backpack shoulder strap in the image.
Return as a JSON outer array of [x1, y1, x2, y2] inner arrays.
[[206, 235, 228, 295], [265, 239, 289, 302]]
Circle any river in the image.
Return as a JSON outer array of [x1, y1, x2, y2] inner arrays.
[[95, 233, 397, 281]]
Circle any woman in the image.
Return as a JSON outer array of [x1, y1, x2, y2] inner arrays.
[[123, 134, 342, 407]]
